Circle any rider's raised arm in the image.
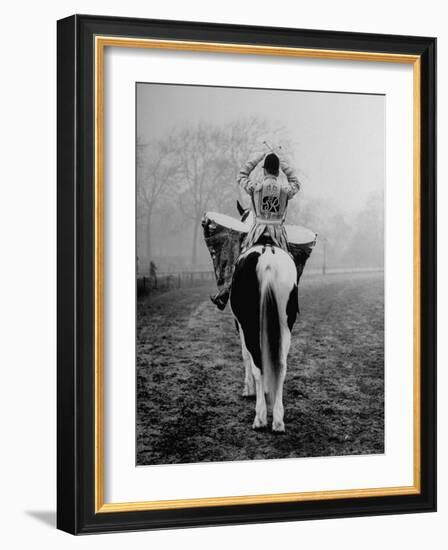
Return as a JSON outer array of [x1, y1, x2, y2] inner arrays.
[[280, 158, 301, 198], [237, 152, 265, 194]]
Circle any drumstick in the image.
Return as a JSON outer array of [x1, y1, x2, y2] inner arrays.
[[263, 140, 271, 151], [263, 141, 282, 153]]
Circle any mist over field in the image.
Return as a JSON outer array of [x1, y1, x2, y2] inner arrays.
[[136, 83, 385, 276]]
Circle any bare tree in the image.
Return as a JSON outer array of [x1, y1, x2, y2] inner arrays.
[[343, 191, 384, 267], [137, 136, 180, 275], [138, 118, 295, 267], [174, 125, 230, 264]]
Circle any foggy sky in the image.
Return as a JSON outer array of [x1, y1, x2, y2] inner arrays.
[[137, 83, 385, 215]]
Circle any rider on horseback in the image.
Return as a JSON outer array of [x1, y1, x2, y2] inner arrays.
[[210, 145, 301, 310]]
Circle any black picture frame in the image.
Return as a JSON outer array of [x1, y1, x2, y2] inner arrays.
[[57, 14, 436, 535]]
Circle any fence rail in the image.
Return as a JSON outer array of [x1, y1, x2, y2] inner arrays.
[[137, 267, 383, 297], [137, 270, 215, 296], [304, 266, 384, 275]]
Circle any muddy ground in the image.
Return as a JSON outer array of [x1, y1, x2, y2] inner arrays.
[[136, 272, 384, 465]]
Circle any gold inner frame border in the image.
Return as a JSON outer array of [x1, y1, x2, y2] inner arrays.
[[94, 35, 421, 514]]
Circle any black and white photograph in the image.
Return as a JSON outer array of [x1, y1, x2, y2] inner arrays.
[[136, 83, 385, 466], [0, 0, 441, 543]]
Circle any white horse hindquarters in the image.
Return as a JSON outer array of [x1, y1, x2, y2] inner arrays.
[[256, 247, 297, 328], [256, 247, 297, 432]]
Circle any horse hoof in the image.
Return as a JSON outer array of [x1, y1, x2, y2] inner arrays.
[[272, 421, 285, 433], [252, 417, 268, 430], [242, 386, 256, 398]]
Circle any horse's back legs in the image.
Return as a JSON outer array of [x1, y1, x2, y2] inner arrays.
[[251, 364, 267, 429], [238, 324, 255, 397], [272, 367, 286, 432], [272, 329, 291, 432], [237, 322, 266, 428]]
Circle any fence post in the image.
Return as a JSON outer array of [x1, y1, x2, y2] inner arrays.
[[322, 238, 327, 276]]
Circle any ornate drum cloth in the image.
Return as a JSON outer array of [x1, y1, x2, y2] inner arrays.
[[202, 212, 247, 290], [202, 211, 316, 288]]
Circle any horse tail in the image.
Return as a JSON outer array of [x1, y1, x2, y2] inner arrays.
[[260, 268, 281, 405]]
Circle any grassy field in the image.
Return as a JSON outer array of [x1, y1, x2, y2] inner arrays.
[[136, 272, 384, 465]]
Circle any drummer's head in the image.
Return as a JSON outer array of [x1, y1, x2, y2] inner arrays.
[[263, 153, 280, 176]]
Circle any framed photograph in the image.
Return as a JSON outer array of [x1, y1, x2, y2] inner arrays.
[[57, 14, 436, 534]]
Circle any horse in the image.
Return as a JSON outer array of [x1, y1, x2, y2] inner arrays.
[[230, 202, 299, 432]]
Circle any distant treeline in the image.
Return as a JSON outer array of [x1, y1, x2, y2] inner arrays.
[[137, 119, 383, 275]]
